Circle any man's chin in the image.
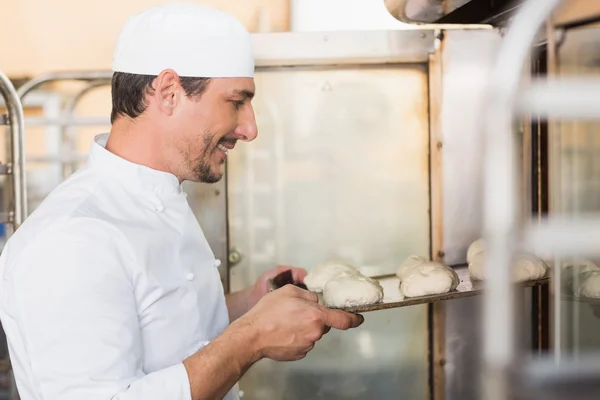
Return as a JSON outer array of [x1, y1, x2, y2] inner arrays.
[[192, 161, 224, 184], [202, 174, 223, 184], [199, 167, 224, 184]]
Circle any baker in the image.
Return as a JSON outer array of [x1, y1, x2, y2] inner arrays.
[[0, 3, 363, 400]]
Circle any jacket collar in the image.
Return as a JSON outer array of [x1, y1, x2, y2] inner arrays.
[[88, 133, 183, 198]]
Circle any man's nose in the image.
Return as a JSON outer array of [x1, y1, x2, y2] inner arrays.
[[234, 103, 258, 142]]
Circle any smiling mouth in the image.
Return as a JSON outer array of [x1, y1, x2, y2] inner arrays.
[[217, 143, 229, 154]]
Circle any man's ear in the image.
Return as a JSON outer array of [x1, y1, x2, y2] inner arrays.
[[153, 69, 180, 116]]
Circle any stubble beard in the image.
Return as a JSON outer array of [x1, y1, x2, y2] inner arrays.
[[190, 133, 224, 184]]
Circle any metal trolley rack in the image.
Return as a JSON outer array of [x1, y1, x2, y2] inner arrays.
[[0, 73, 27, 235], [0, 72, 27, 400], [482, 0, 600, 398]]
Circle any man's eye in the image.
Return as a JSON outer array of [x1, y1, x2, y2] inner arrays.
[[232, 100, 245, 109]]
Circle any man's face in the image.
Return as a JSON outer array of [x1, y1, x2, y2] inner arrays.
[[173, 77, 257, 183]]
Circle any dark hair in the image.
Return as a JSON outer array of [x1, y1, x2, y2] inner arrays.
[[110, 72, 210, 123]]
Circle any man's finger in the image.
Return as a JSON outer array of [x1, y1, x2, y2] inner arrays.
[[322, 309, 364, 330], [281, 284, 319, 303]]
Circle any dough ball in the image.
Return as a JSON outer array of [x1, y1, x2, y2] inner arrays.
[[322, 274, 384, 308], [395, 255, 428, 280], [468, 252, 485, 281], [561, 259, 599, 295], [468, 253, 548, 282], [512, 255, 549, 282], [578, 270, 600, 299], [562, 259, 599, 274], [400, 262, 459, 298], [304, 261, 359, 293], [467, 238, 485, 264]]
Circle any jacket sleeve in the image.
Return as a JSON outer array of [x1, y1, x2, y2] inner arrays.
[[7, 218, 192, 400]]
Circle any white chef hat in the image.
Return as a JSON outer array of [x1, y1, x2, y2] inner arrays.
[[112, 3, 254, 78]]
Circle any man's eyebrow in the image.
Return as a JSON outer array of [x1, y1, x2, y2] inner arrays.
[[231, 89, 255, 100]]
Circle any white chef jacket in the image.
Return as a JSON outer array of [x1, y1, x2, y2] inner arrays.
[[0, 133, 239, 400]]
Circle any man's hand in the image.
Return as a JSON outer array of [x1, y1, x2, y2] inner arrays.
[[226, 265, 307, 322], [237, 284, 364, 361]]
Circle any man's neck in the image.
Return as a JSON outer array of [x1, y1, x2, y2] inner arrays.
[[106, 118, 173, 177]]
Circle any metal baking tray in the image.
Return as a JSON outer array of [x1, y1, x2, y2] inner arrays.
[[321, 265, 550, 313], [561, 294, 600, 305]]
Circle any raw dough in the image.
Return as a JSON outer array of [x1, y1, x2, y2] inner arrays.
[[304, 261, 359, 293], [400, 261, 460, 298], [578, 270, 600, 299], [512, 255, 550, 282], [468, 252, 486, 281], [395, 255, 428, 280], [469, 252, 549, 282], [322, 274, 384, 308], [561, 259, 600, 295], [467, 238, 485, 264]]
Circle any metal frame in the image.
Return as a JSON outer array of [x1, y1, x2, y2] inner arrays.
[[482, 0, 600, 398], [482, 0, 561, 396], [0, 72, 27, 400], [17, 72, 112, 180], [387, 0, 524, 25], [0, 73, 27, 233]]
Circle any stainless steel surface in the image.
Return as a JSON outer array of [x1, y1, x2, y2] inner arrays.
[[252, 30, 437, 66], [183, 180, 230, 292], [326, 266, 548, 313], [228, 55, 431, 398], [435, 28, 503, 400], [445, 295, 482, 399], [229, 61, 432, 283], [437, 29, 503, 265], [482, 1, 563, 399], [0, 72, 27, 231]]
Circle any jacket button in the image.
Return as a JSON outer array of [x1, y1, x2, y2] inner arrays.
[[214, 259, 222, 268], [185, 272, 195, 281]]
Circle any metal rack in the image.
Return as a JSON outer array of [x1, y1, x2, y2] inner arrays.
[[482, 0, 600, 398], [0, 71, 27, 400], [16, 71, 112, 181], [0, 73, 27, 234]]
